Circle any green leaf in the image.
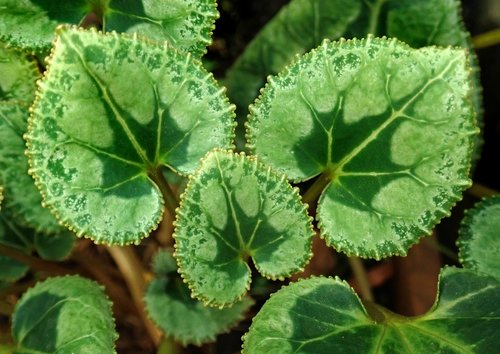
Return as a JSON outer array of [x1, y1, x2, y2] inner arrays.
[[12, 275, 117, 354], [457, 196, 500, 280], [34, 231, 76, 261], [226, 0, 477, 115], [243, 267, 500, 353], [0, 0, 92, 54], [247, 37, 477, 259], [174, 150, 313, 307], [26, 27, 235, 245], [0, 0, 218, 57], [0, 103, 62, 233], [0, 255, 28, 282], [104, 0, 219, 57], [225, 0, 362, 114], [0, 43, 39, 103], [145, 250, 253, 346]]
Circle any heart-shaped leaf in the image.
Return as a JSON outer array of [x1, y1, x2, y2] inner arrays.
[[0, 43, 39, 103], [145, 249, 253, 346], [0, 103, 62, 233], [457, 196, 500, 280], [26, 27, 235, 245], [0, 0, 218, 57], [174, 150, 314, 307], [247, 37, 477, 259], [12, 276, 117, 354], [243, 267, 500, 353]]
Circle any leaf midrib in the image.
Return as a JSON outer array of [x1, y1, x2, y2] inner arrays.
[[61, 31, 152, 170]]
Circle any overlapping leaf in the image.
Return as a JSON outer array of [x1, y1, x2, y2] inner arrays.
[[243, 267, 500, 353], [26, 27, 235, 245], [0, 103, 62, 233], [0, 0, 218, 56], [226, 0, 478, 117], [174, 150, 313, 307], [457, 196, 500, 279], [145, 250, 253, 346], [12, 276, 117, 354], [248, 37, 477, 259]]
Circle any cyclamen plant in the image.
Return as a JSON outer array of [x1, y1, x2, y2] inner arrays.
[[0, 0, 498, 353]]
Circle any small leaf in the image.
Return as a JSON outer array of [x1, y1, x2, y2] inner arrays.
[[0, 0, 218, 57], [0, 103, 62, 233], [174, 150, 313, 307], [0, 43, 39, 103], [104, 0, 219, 57], [145, 250, 253, 346], [0, 255, 28, 282], [12, 276, 117, 354], [34, 230, 76, 261], [247, 37, 477, 259], [243, 267, 500, 353], [26, 27, 235, 245], [457, 196, 500, 279]]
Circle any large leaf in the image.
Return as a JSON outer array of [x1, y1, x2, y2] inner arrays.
[[243, 267, 500, 353], [247, 37, 477, 259], [12, 276, 117, 354], [457, 196, 500, 280], [0, 103, 62, 233], [174, 150, 313, 307], [0, 0, 218, 57], [26, 27, 235, 245], [145, 249, 253, 346], [225, 0, 477, 116], [0, 43, 39, 103]]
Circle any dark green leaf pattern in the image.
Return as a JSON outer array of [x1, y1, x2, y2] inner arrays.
[[174, 150, 313, 307], [243, 267, 500, 353], [12, 276, 117, 354], [247, 37, 477, 259], [26, 27, 234, 245]]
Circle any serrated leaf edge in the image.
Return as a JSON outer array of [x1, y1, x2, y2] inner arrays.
[[173, 148, 314, 308]]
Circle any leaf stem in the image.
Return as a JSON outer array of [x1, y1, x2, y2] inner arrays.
[[149, 168, 179, 218], [157, 336, 182, 354], [107, 246, 161, 346], [472, 28, 500, 49], [302, 172, 332, 207], [348, 256, 374, 301], [467, 183, 499, 199], [367, 0, 387, 35], [0, 244, 74, 275]]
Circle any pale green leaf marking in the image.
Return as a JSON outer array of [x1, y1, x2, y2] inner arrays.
[[0, 0, 218, 57], [457, 196, 500, 280], [145, 250, 253, 346], [0, 103, 62, 233], [104, 0, 219, 57], [26, 27, 234, 245], [248, 37, 477, 259], [174, 150, 314, 307], [12, 276, 118, 354], [0, 43, 39, 103], [243, 267, 500, 354]]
